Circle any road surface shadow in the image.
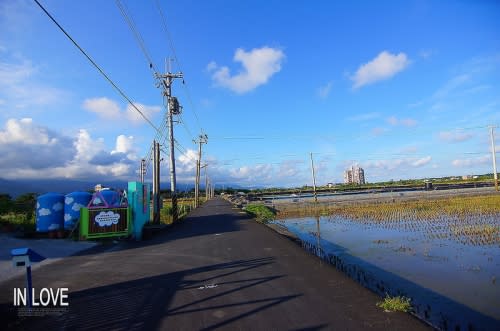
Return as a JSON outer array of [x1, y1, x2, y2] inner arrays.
[[3, 257, 305, 330], [68, 211, 247, 258]]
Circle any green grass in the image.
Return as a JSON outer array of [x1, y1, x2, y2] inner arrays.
[[277, 195, 500, 219], [0, 212, 36, 234], [376, 295, 412, 312], [244, 204, 276, 223], [159, 199, 195, 224]]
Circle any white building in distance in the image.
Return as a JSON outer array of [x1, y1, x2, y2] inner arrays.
[[344, 165, 365, 185]]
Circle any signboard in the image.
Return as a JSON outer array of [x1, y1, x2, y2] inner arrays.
[[80, 207, 130, 239]]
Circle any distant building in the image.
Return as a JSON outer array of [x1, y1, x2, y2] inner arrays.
[[462, 175, 473, 180], [344, 165, 365, 185], [327, 183, 334, 188]]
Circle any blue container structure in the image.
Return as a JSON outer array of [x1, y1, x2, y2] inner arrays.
[[36, 193, 65, 232], [64, 191, 92, 230], [88, 190, 122, 208], [100, 190, 120, 207]]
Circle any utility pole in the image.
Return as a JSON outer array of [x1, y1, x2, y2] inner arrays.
[[140, 158, 146, 184], [156, 61, 183, 222], [194, 134, 208, 207], [203, 164, 208, 202], [310, 152, 318, 203], [152, 141, 161, 223], [490, 126, 498, 191]]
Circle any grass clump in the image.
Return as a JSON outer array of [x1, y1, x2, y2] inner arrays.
[[376, 295, 412, 312], [159, 198, 195, 224], [244, 204, 276, 223]]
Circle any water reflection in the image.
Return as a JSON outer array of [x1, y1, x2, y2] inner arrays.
[[272, 216, 500, 330]]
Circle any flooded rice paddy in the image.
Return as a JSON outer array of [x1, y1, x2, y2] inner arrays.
[[272, 209, 500, 330]]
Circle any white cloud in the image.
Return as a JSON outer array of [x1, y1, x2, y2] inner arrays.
[[83, 97, 161, 125], [387, 116, 417, 127], [0, 59, 34, 84], [365, 156, 433, 171], [0, 118, 54, 145], [178, 149, 197, 165], [229, 164, 274, 181], [433, 74, 470, 99], [0, 55, 67, 108], [412, 156, 432, 167], [0, 118, 74, 169], [206, 61, 217, 72], [74, 129, 105, 163], [108, 163, 131, 177], [83, 97, 121, 119], [351, 51, 410, 89], [208, 46, 285, 94], [114, 135, 134, 154], [438, 130, 473, 143], [125, 103, 161, 124], [113, 134, 137, 161], [452, 155, 490, 168], [317, 81, 333, 99]]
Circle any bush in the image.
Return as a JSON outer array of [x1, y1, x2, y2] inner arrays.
[[376, 295, 412, 312], [244, 204, 276, 223]]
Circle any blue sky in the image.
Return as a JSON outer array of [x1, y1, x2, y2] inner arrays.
[[0, 0, 499, 188]]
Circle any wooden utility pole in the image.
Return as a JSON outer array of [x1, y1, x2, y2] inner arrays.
[[194, 134, 208, 207], [204, 165, 208, 202]]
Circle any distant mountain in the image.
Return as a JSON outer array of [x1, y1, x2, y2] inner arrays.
[[0, 178, 259, 198], [0, 178, 129, 197]]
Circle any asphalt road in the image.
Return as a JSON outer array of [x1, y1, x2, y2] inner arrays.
[[0, 198, 430, 330]]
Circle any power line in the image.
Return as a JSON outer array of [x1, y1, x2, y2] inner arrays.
[[209, 124, 494, 142], [115, 0, 177, 180], [115, 0, 158, 75], [153, 0, 204, 132], [33, 0, 163, 136], [115, 0, 159, 74]]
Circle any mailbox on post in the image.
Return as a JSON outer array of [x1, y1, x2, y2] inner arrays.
[[11, 248, 46, 308], [11, 248, 46, 268]]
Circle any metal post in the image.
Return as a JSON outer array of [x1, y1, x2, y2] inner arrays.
[[310, 153, 318, 203], [490, 126, 499, 191], [26, 266, 33, 309], [154, 141, 161, 223]]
